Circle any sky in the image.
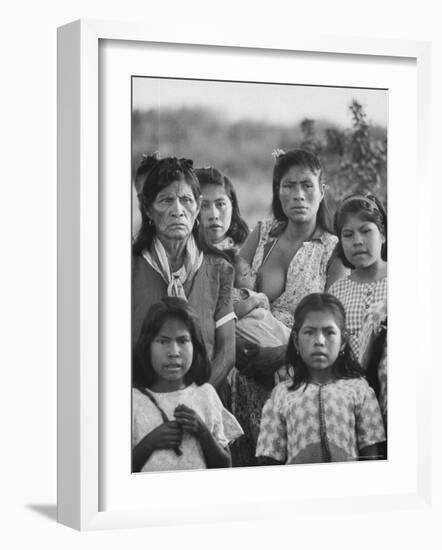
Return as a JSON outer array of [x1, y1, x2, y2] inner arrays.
[[133, 77, 388, 128]]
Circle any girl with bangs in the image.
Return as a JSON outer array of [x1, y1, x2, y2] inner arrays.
[[328, 193, 388, 428], [132, 297, 243, 472], [328, 194, 387, 356], [256, 293, 385, 465]]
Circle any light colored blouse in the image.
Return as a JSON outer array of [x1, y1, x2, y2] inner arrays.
[[250, 218, 339, 328], [132, 383, 243, 472], [256, 378, 386, 464]]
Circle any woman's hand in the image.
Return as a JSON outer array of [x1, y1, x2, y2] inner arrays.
[[174, 404, 205, 437]]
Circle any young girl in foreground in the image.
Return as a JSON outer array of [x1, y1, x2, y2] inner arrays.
[[132, 297, 243, 472], [328, 194, 387, 358], [256, 293, 386, 464]]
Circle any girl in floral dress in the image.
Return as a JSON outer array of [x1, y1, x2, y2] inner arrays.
[[256, 293, 385, 465]]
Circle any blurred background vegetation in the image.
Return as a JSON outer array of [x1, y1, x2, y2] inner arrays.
[[132, 99, 387, 233]]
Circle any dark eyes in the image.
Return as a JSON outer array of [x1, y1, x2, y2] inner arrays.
[[155, 337, 190, 344], [281, 182, 313, 189], [201, 201, 227, 208], [342, 228, 371, 237], [158, 196, 193, 204], [301, 330, 337, 336]]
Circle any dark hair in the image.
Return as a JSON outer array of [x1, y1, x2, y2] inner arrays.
[[133, 297, 211, 388], [364, 318, 387, 400], [271, 149, 333, 233], [195, 167, 249, 246], [287, 293, 364, 390], [132, 153, 228, 260], [334, 193, 387, 268]]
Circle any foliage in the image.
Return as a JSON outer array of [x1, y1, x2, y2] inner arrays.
[[132, 100, 387, 231], [338, 100, 387, 203]]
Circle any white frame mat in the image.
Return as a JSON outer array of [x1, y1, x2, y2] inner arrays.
[[57, 19, 432, 531]]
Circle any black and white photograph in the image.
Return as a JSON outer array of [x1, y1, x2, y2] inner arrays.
[[131, 76, 388, 472], [6, 0, 438, 543]]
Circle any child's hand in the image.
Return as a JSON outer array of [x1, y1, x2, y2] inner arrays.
[[174, 404, 205, 437], [144, 421, 183, 451]]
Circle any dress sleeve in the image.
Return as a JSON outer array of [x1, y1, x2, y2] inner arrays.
[[204, 385, 243, 447], [355, 381, 386, 451], [255, 384, 288, 462], [214, 259, 235, 326]]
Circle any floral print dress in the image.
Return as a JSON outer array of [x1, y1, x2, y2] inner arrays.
[[230, 217, 339, 467], [256, 378, 386, 464], [250, 218, 339, 328]]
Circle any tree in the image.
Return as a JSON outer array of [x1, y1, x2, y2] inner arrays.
[[339, 100, 387, 201]]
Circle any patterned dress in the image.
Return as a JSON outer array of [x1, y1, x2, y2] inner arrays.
[[359, 299, 388, 426], [256, 378, 386, 464], [328, 277, 388, 358], [231, 218, 339, 466], [250, 218, 339, 328]]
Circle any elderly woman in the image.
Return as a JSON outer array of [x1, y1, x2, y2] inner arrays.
[[132, 154, 236, 390], [195, 167, 249, 251], [232, 148, 348, 466]]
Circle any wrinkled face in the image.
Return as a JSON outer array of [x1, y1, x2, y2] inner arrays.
[[200, 184, 233, 244], [279, 166, 324, 225], [234, 257, 254, 290], [295, 310, 344, 372], [150, 317, 193, 391], [147, 180, 200, 241], [340, 213, 385, 269]]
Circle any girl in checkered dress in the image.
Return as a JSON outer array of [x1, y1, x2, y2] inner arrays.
[[328, 194, 387, 359], [256, 293, 386, 464]]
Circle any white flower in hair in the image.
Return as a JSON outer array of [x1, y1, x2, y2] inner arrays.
[[272, 148, 286, 160]]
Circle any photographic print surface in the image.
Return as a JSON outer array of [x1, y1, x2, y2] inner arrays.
[[131, 76, 388, 473]]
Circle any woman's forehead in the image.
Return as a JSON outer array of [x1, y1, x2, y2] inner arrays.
[[281, 165, 320, 181], [155, 180, 196, 198], [201, 182, 229, 199]]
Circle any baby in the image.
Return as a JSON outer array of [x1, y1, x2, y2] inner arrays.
[[228, 252, 291, 348]]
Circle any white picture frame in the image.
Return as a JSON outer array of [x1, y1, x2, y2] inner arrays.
[[57, 19, 432, 531]]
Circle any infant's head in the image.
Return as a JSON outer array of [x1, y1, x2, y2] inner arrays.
[[232, 254, 254, 290], [224, 249, 254, 289]]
